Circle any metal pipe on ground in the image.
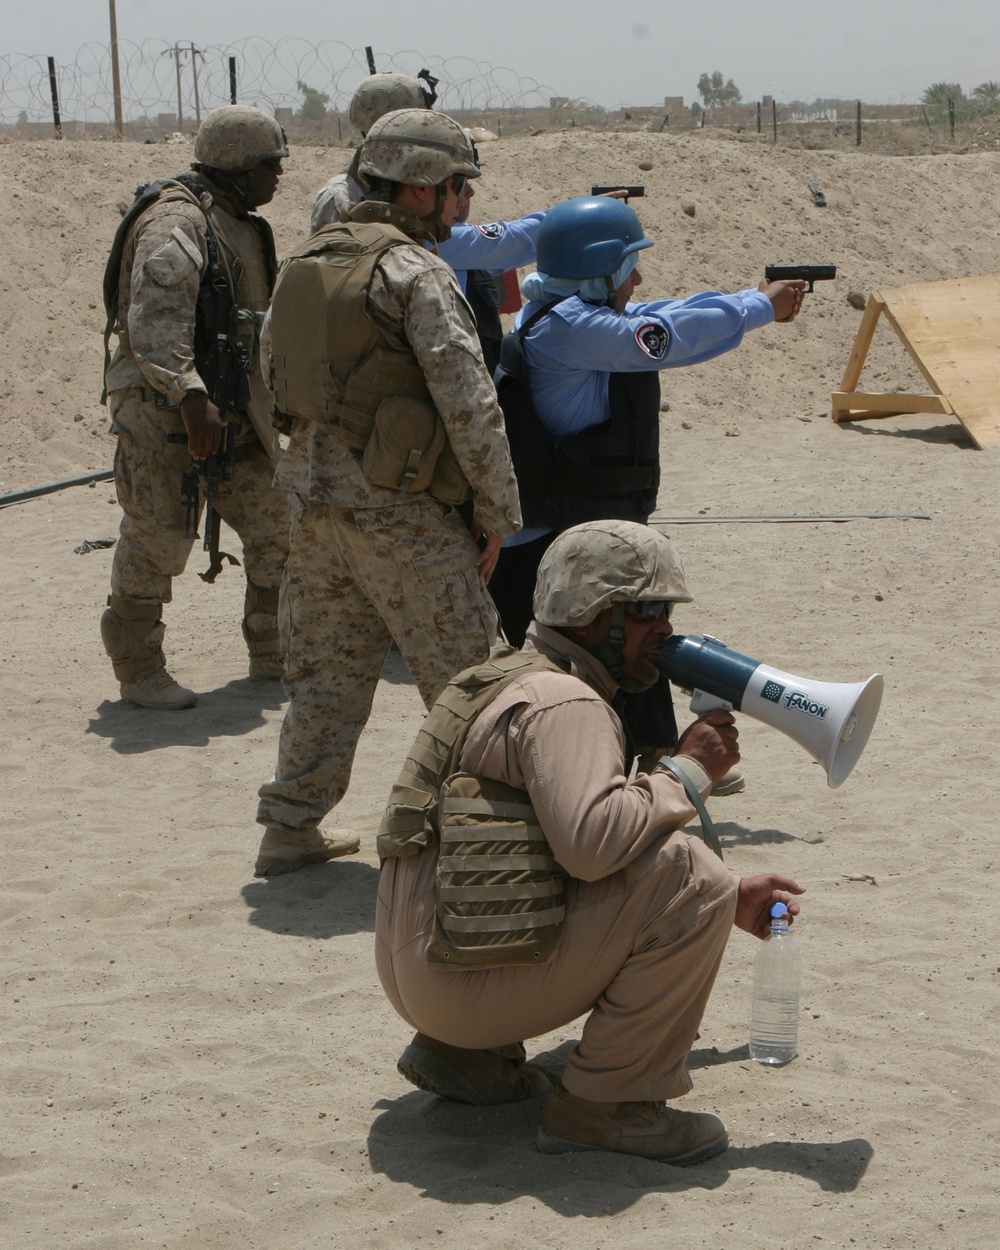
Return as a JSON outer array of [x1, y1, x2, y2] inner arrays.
[[0, 470, 114, 510]]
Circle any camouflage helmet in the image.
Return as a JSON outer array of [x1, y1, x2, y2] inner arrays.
[[350, 73, 433, 136], [358, 109, 481, 188], [193, 105, 288, 172], [533, 520, 692, 628]]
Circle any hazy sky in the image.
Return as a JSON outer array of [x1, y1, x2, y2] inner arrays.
[[6, 1, 1000, 108]]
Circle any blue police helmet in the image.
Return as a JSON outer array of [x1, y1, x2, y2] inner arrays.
[[536, 196, 653, 281]]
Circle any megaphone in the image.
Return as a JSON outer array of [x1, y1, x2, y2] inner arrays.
[[658, 634, 883, 788]]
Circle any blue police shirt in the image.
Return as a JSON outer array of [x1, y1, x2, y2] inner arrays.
[[437, 213, 545, 293], [506, 287, 774, 544]]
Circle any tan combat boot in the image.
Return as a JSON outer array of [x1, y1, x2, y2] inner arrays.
[[254, 827, 360, 876], [711, 767, 746, 796], [100, 595, 197, 710], [242, 582, 284, 680], [537, 1085, 728, 1165], [397, 1033, 550, 1105]]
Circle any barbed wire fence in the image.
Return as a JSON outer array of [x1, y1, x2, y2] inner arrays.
[[0, 38, 595, 139], [3, 38, 998, 153]]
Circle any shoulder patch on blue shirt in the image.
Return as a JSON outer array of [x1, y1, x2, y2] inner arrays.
[[635, 322, 669, 359], [475, 222, 506, 239]]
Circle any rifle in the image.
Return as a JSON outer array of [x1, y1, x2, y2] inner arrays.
[[167, 235, 251, 582], [591, 184, 645, 202], [764, 263, 837, 292], [168, 421, 240, 583]]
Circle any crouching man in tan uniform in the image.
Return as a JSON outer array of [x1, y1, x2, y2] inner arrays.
[[375, 520, 803, 1164], [254, 109, 521, 876]]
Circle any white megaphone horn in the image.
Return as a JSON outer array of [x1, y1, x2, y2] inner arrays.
[[658, 634, 884, 788]]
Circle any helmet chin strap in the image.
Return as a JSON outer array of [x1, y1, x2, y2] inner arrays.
[[422, 183, 453, 243], [585, 602, 657, 694], [194, 165, 255, 214]]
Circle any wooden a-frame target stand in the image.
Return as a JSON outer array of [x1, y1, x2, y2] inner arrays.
[[832, 275, 1000, 449]]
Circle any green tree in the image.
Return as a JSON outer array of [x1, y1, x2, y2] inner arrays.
[[296, 80, 329, 121], [972, 80, 1000, 109], [921, 82, 965, 106], [697, 71, 741, 109]]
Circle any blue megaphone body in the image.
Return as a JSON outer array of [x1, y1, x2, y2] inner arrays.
[[658, 634, 883, 788]]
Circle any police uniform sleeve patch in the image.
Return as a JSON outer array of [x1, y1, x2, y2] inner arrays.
[[475, 222, 506, 239], [635, 322, 669, 359]]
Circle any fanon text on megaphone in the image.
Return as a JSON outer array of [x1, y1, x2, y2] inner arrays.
[[658, 634, 883, 789]]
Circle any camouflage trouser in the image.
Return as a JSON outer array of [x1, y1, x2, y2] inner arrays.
[[256, 492, 499, 834], [108, 391, 289, 603]]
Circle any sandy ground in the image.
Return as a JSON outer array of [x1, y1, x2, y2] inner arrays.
[[1, 129, 998, 1249]]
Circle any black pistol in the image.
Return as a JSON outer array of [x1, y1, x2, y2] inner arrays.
[[591, 184, 645, 202], [764, 264, 837, 292]]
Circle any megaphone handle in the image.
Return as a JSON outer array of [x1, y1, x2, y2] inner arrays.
[[689, 689, 733, 716]]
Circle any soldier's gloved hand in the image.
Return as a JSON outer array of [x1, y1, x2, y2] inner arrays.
[[180, 391, 227, 460]]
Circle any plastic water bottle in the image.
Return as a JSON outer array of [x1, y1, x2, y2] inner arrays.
[[749, 901, 800, 1065]]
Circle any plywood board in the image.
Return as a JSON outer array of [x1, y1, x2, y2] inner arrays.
[[832, 275, 1000, 449]]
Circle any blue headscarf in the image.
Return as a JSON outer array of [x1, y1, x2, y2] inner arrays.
[[520, 252, 639, 305]]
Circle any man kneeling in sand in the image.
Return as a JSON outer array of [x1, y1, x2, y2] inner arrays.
[[374, 519, 803, 1164]]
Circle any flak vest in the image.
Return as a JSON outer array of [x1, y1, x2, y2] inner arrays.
[[267, 220, 471, 505], [378, 646, 569, 969], [496, 301, 662, 531], [104, 177, 277, 410]]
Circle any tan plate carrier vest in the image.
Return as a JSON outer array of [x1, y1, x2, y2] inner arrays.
[[268, 221, 471, 505], [378, 646, 569, 969]]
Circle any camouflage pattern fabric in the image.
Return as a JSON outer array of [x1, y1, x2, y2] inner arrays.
[[105, 195, 211, 405], [533, 519, 693, 627], [310, 170, 363, 233], [256, 492, 500, 833], [269, 239, 521, 535], [257, 225, 520, 836], [105, 185, 287, 605], [108, 391, 287, 603], [106, 184, 278, 460]]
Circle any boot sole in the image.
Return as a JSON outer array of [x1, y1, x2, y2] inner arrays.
[[398, 1045, 496, 1105], [397, 1044, 545, 1106], [121, 691, 197, 710], [535, 1127, 729, 1166], [254, 845, 359, 877]]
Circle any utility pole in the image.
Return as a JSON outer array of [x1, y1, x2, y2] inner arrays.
[[190, 43, 203, 127], [162, 44, 185, 131], [108, 0, 124, 138]]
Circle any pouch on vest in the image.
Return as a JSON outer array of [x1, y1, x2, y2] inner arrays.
[[427, 773, 566, 969], [361, 395, 447, 492]]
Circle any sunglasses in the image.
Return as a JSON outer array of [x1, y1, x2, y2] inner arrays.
[[448, 173, 468, 196], [626, 600, 674, 621], [258, 155, 284, 172]]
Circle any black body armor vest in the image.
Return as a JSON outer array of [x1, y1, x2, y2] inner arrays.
[[496, 302, 661, 531]]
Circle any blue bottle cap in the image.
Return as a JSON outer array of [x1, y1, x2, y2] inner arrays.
[[769, 901, 789, 919]]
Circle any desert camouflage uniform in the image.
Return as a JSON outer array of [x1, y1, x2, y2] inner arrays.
[[309, 164, 363, 233], [256, 221, 521, 837], [105, 178, 287, 606]]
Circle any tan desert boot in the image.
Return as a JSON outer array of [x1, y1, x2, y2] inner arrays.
[[537, 1085, 728, 1165], [242, 581, 284, 680], [254, 826, 361, 876], [397, 1033, 550, 1105], [100, 595, 196, 710]]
